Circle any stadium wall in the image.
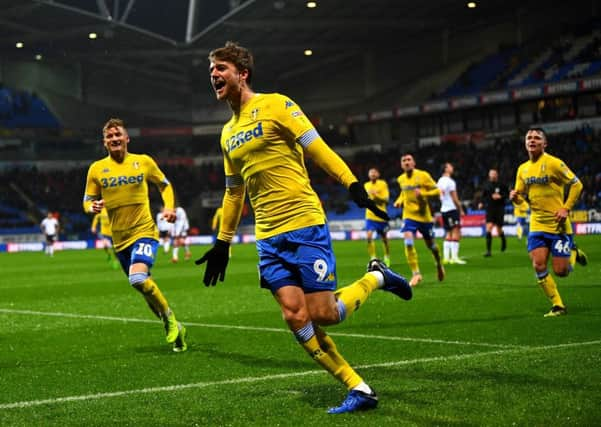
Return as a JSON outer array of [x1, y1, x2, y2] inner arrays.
[[2, 222, 600, 254], [3, 210, 600, 253]]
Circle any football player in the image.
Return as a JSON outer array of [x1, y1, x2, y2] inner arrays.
[[364, 167, 391, 266], [171, 206, 191, 263], [83, 118, 187, 352], [510, 127, 585, 317], [437, 162, 465, 264], [394, 154, 445, 286], [91, 206, 118, 268], [197, 41, 412, 414]]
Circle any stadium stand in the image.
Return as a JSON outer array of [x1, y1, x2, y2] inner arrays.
[[1, 6, 600, 242], [441, 48, 519, 97], [439, 20, 601, 97], [0, 85, 60, 129], [1, 125, 599, 238]]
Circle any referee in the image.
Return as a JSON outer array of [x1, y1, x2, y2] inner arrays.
[[478, 168, 508, 257]]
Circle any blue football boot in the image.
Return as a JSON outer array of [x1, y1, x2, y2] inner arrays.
[[367, 259, 412, 300]]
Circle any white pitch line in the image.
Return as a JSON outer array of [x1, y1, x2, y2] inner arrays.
[[1, 339, 599, 410], [0, 308, 517, 349]]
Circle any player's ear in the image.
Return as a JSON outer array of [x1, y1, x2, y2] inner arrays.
[[239, 68, 249, 82]]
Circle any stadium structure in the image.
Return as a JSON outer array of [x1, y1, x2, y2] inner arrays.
[[0, 0, 600, 250]]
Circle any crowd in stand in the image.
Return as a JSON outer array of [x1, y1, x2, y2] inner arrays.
[[278, 126, 601, 218], [0, 123, 601, 237], [1, 126, 599, 236], [0, 162, 224, 235]]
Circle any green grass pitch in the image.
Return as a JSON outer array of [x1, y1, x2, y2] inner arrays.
[[1, 235, 600, 426]]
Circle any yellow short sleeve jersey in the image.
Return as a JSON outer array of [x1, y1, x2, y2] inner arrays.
[[83, 153, 171, 252], [364, 179, 389, 222], [514, 153, 578, 234], [91, 207, 112, 236], [512, 200, 529, 219], [220, 93, 325, 240], [396, 169, 437, 223]]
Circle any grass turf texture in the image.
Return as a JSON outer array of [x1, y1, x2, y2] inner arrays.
[[1, 235, 600, 426]]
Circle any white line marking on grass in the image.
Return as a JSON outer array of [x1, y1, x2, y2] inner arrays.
[[0, 308, 517, 348], [327, 331, 522, 348], [1, 339, 599, 410]]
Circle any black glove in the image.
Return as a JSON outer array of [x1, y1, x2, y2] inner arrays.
[[195, 239, 230, 286], [348, 181, 390, 221]]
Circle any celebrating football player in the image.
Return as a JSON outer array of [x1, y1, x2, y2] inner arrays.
[[83, 118, 187, 352], [197, 41, 413, 414]]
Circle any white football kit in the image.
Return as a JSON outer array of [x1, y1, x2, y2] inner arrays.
[[172, 207, 189, 237]]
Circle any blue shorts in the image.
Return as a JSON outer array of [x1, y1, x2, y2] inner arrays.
[[365, 219, 389, 236], [527, 232, 573, 258], [116, 238, 159, 275], [516, 217, 527, 226], [401, 218, 435, 240], [257, 224, 337, 294]]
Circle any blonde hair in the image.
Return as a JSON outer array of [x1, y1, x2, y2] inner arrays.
[[102, 117, 126, 134]]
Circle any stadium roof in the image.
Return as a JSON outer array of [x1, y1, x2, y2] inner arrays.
[[0, 0, 589, 122], [1, 0, 549, 87]]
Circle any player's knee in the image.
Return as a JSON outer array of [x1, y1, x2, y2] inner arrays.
[[554, 266, 570, 277], [404, 238, 414, 247], [129, 272, 149, 290], [532, 261, 547, 272], [281, 305, 310, 329], [310, 305, 339, 326]]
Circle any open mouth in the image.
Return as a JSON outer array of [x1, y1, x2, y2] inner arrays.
[[108, 141, 123, 148], [213, 79, 226, 92]]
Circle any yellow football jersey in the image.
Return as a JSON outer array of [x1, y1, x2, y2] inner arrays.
[[395, 169, 439, 222], [514, 153, 578, 234], [512, 200, 529, 219], [83, 153, 174, 252], [220, 93, 325, 239], [364, 179, 389, 222], [91, 207, 112, 236]]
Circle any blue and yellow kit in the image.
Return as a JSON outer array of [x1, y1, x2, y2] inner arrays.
[[395, 169, 440, 223], [83, 153, 174, 252], [91, 207, 112, 237], [513, 199, 529, 219], [364, 179, 389, 222], [220, 93, 356, 240], [514, 152, 581, 234]]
